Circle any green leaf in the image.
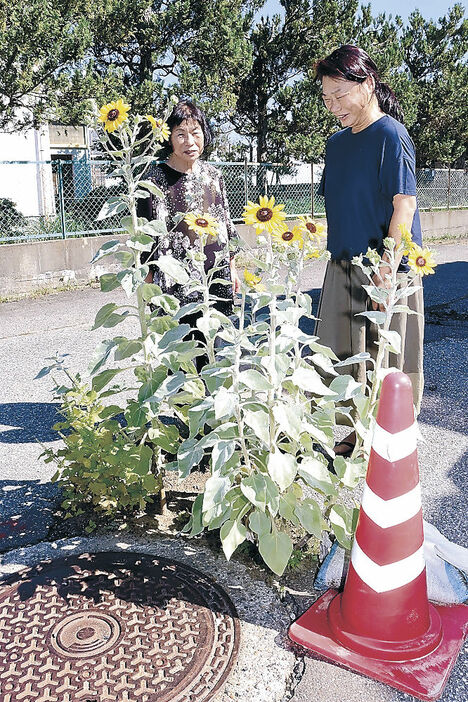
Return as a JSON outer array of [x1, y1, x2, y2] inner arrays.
[[294, 499, 322, 539], [333, 457, 367, 489], [138, 368, 167, 402], [379, 329, 401, 355], [114, 339, 142, 361], [88, 339, 118, 375], [211, 440, 236, 472], [328, 375, 363, 401], [243, 408, 270, 445], [249, 509, 271, 536], [240, 474, 267, 511], [138, 180, 164, 198], [298, 456, 337, 496], [100, 273, 121, 293], [155, 255, 189, 285], [279, 490, 299, 525], [97, 197, 127, 221], [203, 475, 231, 512], [124, 401, 150, 429], [273, 403, 302, 441], [141, 283, 162, 301], [329, 504, 359, 550], [92, 303, 118, 330], [140, 219, 168, 237], [258, 530, 293, 576], [150, 294, 180, 315], [182, 493, 204, 536], [357, 310, 386, 325], [214, 387, 236, 420], [291, 365, 335, 396], [311, 353, 338, 376], [267, 451, 297, 491], [126, 233, 154, 251], [335, 352, 371, 368], [117, 268, 145, 297], [91, 239, 121, 262], [159, 324, 191, 350], [238, 369, 272, 391], [220, 519, 247, 560], [177, 437, 204, 477], [91, 368, 124, 392]]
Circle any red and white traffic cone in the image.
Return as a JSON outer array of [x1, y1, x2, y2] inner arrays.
[[289, 372, 468, 701]]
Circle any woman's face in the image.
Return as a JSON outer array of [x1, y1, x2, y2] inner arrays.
[[321, 75, 373, 129], [170, 118, 205, 167]]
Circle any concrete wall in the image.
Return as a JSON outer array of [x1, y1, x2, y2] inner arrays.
[[0, 209, 466, 296]]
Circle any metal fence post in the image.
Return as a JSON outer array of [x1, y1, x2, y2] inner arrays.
[[310, 162, 315, 217], [57, 160, 66, 239], [447, 167, 451, 209], [244, 156, 249, 205]]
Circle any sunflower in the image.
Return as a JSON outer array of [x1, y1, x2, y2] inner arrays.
[[98, 99, 131, 133], [184, 211, 219, 238], [407, 245, 436, 276], [272, 223, 305, 247], [243, 195, 286, 234], [145, 115, 170, 142], [398, 223, 413, 254], [243, 269, 265, 291], [297, 215, 326, 241]]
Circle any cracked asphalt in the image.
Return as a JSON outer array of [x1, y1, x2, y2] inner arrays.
[[0, 240, 467, 702]]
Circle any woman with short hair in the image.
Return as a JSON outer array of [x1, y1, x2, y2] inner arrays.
[[141, 99, 240, 310], [315, 45, 424, 454]]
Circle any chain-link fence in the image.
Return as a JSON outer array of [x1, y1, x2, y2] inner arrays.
[[0, 160, 466, 244]]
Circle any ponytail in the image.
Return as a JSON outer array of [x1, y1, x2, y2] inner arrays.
[[374, 81, 404, 123]]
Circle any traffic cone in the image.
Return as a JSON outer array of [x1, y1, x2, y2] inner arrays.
[[289, 372, 468, 701]]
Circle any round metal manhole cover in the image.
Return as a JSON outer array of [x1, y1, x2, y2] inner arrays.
[[0, 551, 240, 702]]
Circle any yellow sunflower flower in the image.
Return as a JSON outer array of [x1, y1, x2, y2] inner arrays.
[[243, 269, 265, 291], [272, 224, 305, 247], [398, 222, 413, 254], [98, 99, 131, 133], [145, 115, 170, 142], [243, 195, 286, 235], [407, 245, 436, 276], [184, 211, 219, 238], [297, 215, 326, 241]]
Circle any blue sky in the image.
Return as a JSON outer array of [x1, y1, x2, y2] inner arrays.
[[261, 0, 465, 23]]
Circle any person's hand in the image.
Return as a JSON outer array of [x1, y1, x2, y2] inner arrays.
[[371, 269, 391, 312]]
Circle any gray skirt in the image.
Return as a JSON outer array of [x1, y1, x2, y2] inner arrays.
[[315, 260, 424, 413]]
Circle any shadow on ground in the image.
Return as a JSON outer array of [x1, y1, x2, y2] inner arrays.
[[0, 403, 63, 443], [0, 480, 61, 553]]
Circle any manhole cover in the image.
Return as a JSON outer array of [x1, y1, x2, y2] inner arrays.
[[0, 551, 240, 701]]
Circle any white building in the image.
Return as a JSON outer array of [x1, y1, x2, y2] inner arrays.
[[0, 119, 90, 219]]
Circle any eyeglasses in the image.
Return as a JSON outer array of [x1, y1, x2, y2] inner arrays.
[[322, 83, 359, 109]]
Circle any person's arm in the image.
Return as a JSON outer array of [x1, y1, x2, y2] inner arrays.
[[371, 193, 417, 309]]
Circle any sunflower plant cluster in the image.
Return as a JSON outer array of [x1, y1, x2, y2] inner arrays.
[[177, 196, 374, 576], [38, 96, 208, 523]]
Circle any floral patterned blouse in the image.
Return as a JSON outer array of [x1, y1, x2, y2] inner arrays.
[[140, 161, 237, 305]]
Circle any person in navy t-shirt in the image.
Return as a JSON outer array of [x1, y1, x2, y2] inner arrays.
[[315, 45, 424, 456]]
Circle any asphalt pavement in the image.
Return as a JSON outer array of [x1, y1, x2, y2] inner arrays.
[[0, 241, 467, 702]]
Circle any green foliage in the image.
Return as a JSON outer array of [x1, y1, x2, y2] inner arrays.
[[39, 369, 158, 527], [38, 101, 429, 576]]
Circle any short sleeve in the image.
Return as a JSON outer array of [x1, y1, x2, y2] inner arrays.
[[379, 128, 417, 199]]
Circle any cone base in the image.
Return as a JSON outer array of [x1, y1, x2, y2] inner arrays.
[[288, 590, 468, 702], [328, 589, 443, 660]]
